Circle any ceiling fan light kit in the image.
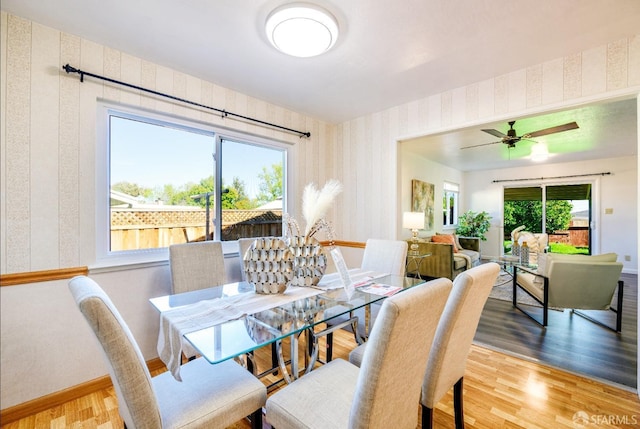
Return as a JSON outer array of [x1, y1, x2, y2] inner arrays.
[[462, 120, 579, 157], [266, 3, 339, 58], [530, 142, 549, 162]]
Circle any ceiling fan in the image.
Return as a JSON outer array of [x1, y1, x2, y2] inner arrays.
[[462, 120, 579, 150]]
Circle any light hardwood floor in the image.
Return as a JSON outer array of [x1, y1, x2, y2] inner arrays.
[[3, 329, 638, 429]]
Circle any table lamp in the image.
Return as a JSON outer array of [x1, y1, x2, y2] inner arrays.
[[403, 211, 425, 255]]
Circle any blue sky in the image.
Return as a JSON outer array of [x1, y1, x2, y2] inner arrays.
[[110, 116, 283, 198]]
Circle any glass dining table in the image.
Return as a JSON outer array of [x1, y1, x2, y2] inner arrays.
[[150, 270, 425, 384]]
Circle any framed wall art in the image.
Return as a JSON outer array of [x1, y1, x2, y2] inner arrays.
[[411, 179, 435, 230]]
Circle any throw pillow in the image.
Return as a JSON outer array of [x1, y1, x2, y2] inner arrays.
[[453, 234, 463, 251], [438, 232, 463, 251], [431, 234, 458, 252], [534, 253, 548, 283]]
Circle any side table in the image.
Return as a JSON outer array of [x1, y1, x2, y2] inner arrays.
[[405, 252, 432, 279]]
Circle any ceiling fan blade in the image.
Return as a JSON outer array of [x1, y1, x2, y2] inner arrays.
[[481, 128, 507, 138], [461, 140, 502, 150], [526, 121, 579, 138]]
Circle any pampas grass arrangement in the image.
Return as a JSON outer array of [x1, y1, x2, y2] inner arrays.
[[283, 179, 342, 286], [285, 179, 343, 241], [302, 179, 343, 237]]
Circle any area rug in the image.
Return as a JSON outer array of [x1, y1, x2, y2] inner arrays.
[[488, 271, 540, 306]]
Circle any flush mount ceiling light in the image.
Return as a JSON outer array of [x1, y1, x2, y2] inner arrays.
[[266, 3, 339, 58]]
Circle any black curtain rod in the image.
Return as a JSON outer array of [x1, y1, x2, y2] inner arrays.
[[62, 64, 311, 138], [492, 172, 611, 183]]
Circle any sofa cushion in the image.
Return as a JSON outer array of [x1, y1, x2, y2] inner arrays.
[[452, 255, 467, 271], [458, 248, 480, 264], [453, 249, 480, 272], [431, 234, 458, 252], [516, 271, 545, 301]]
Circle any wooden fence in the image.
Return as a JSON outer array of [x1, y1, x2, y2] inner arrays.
[[110, 208, 282, 251], [548, 226, 589, 248]]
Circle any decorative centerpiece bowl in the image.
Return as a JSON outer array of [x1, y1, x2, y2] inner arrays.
[[242, 237, 293, 294], [287, 235, 327, 287]]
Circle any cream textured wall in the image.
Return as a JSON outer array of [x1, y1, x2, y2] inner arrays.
[[338, 32, 639, 241], [0, 11, 339, 275], [1, 9, 639, 409]]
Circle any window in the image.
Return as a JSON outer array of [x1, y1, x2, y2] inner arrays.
[[102, 106, 288, 261], [443, 182, 459, 227], [218, 138, 286, 241]]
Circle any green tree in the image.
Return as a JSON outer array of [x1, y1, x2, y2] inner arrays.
[[181, 176, 215, 208], [112, 181, 151, 198], [220, 187, 238, 209], [504, 200, 573, 235], [229, 177, 255, 209], [545, 200, 573, 232], [256, 163, 282, 204]]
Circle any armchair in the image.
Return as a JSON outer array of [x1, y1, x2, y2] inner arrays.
[[513, 253, 624, 332]]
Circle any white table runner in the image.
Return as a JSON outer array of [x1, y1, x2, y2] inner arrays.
[[158, 285, 324, 381]]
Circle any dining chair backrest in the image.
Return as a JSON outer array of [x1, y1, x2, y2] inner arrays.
[[238, 237, 258, 281], [350, 277, 452, 429], [421, 262, 500, 409], [169, 240, 226, 294], [69, 276, 161, 428], [361, 238, 408, 276]]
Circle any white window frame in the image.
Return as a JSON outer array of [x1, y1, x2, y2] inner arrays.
[[443, 181, 459, 229], [94, 102, 294, 269]]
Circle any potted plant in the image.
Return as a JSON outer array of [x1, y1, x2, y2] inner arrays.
[[456, 210, 492, 241]]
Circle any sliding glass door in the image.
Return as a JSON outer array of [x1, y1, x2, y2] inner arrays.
[[504, 183, 591, 254]]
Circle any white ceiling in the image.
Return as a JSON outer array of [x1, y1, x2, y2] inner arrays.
[[402, 98, 638, 171], [2, 0, 639, 170]]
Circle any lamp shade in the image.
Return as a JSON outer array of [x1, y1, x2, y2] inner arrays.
[[403, 211, 425, 230]]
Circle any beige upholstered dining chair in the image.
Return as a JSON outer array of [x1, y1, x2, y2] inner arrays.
[[265, 277, 452, 429], [419, 262, 499, 429], [169, 240, 227, 361], [360, 238, 409, 277], [169, 240, 226, 294], [68, 275, 266, 429], [324, 238, 408, 361], [238, 237, 257, 281], [349, 262, 500, 429]]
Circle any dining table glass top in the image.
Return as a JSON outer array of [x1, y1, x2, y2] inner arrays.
[[150, 272, 424, 365]]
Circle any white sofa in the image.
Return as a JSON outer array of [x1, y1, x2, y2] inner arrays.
[[513, 252, 624, 331]]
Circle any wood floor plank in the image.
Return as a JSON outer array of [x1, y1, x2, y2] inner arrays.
[[3, 274, 638, 428], [3, 330, 638, 429]]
